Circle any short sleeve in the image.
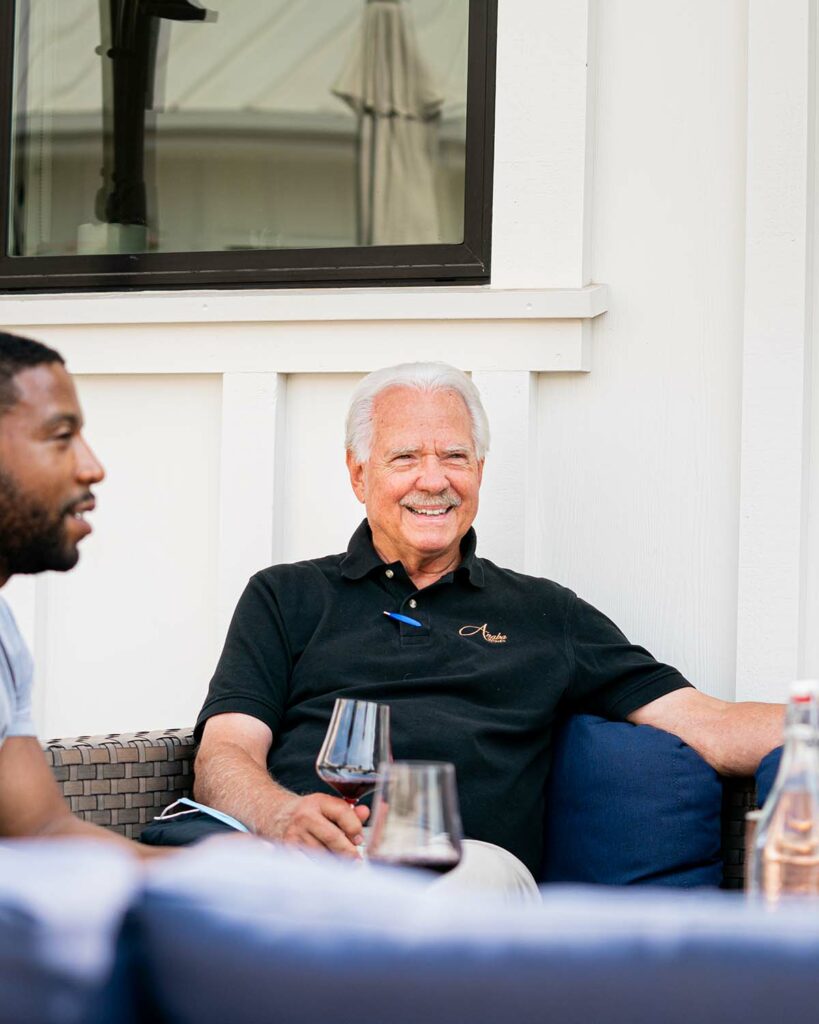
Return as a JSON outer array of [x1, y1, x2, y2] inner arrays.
[[564, 593, 692, 719], [0, 597, 36, 741], [195, 573, 293, 742]]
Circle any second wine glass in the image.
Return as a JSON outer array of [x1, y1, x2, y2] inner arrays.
[[367, 761, 464, 874], [315, 699, 392, 807]]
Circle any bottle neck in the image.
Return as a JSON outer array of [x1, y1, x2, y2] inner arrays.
[[778, 704, 819, 783], [784, 697, 819, 737]]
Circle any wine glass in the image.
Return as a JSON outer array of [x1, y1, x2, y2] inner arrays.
[[315, 699, 391, 807], [367, 761, 464, 874]]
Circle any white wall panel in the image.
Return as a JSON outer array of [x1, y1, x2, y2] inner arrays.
[[33, 374, 222, 738], [280, 374, 366, 564], [534, 0, 749, 700]]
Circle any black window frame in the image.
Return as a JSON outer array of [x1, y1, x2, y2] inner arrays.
[[0, 0, 497, 293]]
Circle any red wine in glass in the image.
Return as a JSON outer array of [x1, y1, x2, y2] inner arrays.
[[367, 761, 464, 873], [318, 768, 379, 806], [316, 699, 391, 809], [378, 853, 461, 875]]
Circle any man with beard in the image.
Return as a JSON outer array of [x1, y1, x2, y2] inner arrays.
[[0, 331, 155, 854]]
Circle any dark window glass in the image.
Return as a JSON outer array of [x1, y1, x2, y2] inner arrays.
[[0, 0, 496, 290]]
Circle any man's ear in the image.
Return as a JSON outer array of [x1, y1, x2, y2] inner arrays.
[[346, 449, 367, 504], [477, 459, 485, 487]]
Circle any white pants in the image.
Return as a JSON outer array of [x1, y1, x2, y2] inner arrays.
[[289, 833, 541, 904], [428, 839, 541, 904]]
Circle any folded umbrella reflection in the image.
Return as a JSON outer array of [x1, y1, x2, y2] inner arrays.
[[333, 0, 444, 246]]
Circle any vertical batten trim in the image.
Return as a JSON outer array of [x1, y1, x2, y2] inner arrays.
[[471, 371, 538, 574], [800, 4, 819, 679], [736, 0, 814, 700], [217, 373, 284, 643]]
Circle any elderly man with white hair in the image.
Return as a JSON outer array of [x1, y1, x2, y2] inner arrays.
[[192, 362, 782, 893]]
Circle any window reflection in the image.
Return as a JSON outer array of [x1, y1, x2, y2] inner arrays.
[[9, 0, 469, 258]]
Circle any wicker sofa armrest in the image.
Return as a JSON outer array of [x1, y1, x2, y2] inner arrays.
[[43, 729, 195, 840], [720, 774, 756, 890]]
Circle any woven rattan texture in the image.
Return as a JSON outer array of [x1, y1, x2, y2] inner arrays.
[[720, 775, 757, 890], [43, 729, 195, 840]]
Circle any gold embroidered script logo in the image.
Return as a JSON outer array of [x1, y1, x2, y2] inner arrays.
[[458, 623, 508, 644]]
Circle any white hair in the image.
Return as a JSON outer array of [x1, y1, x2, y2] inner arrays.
[[345, 362, 490, 462]]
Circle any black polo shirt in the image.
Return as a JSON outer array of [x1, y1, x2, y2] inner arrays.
[[196, 520, 691, 874]]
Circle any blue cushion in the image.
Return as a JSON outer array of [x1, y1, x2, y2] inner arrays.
[[0, 841, 140, 1024], [755, 746, 783, 807], [540, 714, 723, 887], [133, 841, 819, 1024]]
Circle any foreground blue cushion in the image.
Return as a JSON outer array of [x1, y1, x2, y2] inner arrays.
[[540, 714, 723, 886], [755, 745, 782, 806], [0, 841, 140, 1024], [133, 841, 819, 1024]]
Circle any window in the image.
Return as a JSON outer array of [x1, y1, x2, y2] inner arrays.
[[0, 0, 496, 291]]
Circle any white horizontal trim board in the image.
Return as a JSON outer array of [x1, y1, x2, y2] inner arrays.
[[0, 284, 608, 326], [9, 318, 594, 374]]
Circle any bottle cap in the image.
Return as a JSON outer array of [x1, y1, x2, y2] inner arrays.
[[789, 679, 819, 703]]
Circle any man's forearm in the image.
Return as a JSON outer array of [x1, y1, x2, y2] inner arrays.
[[715, 700, 785, 776], [0, 737, 163, 858], [35, 808, 165, 858], [194, 741, 299, 839], [194, 718, 369, 855], [629, 689, 785, 776]]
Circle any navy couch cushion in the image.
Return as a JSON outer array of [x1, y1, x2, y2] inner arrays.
[[0, 841, 140, 1024], [755, 746, 783, 807], [540, 715, 723, 887], [133, 841, 819, 1024]]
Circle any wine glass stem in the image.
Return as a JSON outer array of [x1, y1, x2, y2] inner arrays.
[[344, 798, 368, 859]]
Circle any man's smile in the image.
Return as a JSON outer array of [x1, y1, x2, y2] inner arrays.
[[64, 494, 96, 537], [404, 505, 453, 517]]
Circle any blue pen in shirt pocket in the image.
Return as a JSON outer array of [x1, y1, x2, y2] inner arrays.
[[383, 611, 423, 628]]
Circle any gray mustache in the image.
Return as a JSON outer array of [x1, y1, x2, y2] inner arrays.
[[400, 491, 462, 509]]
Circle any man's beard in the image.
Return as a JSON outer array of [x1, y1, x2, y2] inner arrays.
[[0, 466, 80, 576]]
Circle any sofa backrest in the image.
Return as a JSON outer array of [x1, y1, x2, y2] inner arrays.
[[43, 722, 757, 888]]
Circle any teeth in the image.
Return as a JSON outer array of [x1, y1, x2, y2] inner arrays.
[[411, 508, 449, 516]]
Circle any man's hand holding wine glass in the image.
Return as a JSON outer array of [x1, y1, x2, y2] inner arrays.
[[314, 699, 392, 857], [268, 790, 369, 856]]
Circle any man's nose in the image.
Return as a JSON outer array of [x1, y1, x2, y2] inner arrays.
[[76, 435, 105, 485], [415, 455, 448, 491]]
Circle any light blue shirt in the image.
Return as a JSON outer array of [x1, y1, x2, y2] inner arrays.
[[0, 595, 36, 748]]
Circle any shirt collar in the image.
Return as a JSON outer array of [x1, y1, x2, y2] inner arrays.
[[340, 519, 485, 588]]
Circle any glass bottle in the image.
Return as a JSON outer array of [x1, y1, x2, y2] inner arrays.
[[750, 680, 819, 902]]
